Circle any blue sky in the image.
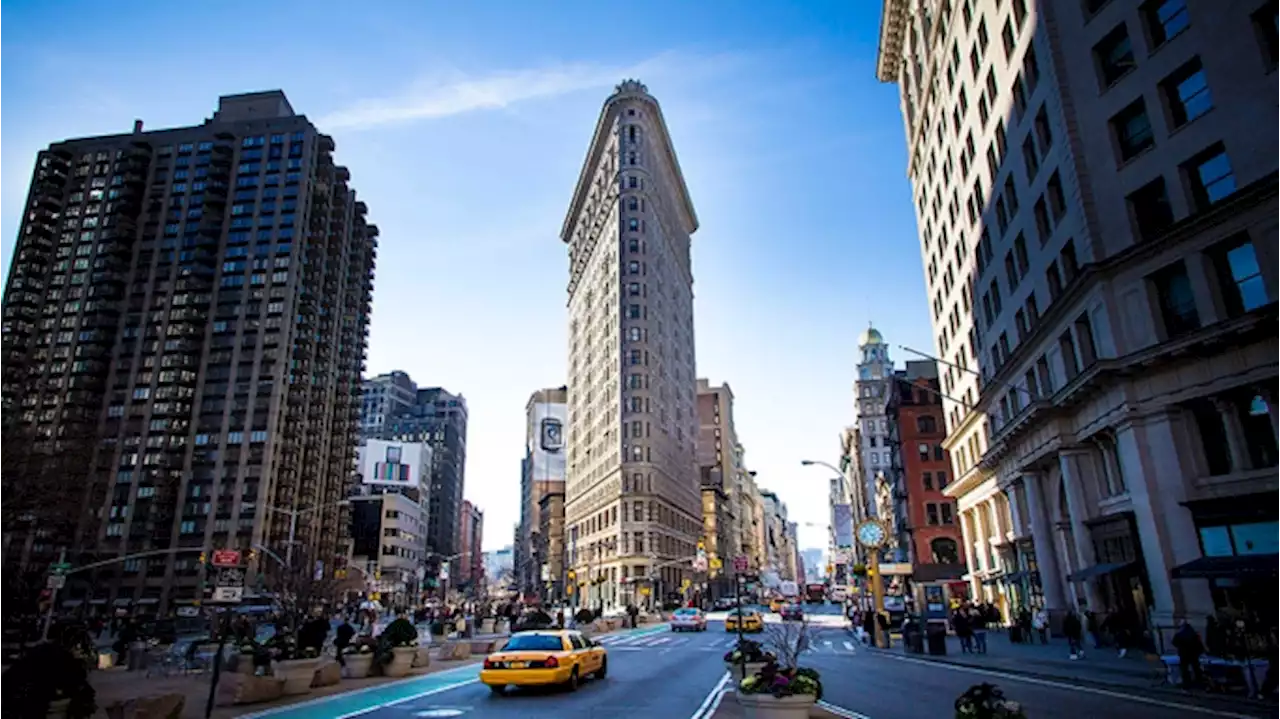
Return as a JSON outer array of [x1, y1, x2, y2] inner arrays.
[[1, 1, 934, 553]]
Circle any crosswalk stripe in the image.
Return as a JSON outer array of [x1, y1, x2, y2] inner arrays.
[[843, 641, 854, 651]]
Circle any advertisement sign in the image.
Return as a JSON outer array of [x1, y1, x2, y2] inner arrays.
[[833, 504, 854, 548], [529, 401, 567, 482], [360, 439, 429, 487]]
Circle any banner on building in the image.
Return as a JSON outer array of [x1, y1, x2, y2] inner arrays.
[[833, 504, 854, 548], [530, 402, 567, 482]]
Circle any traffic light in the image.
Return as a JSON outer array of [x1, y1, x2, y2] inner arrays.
[[198, 552, 207, 565]]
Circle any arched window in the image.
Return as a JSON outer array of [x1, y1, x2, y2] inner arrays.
[[628, 197, 639, 211], [930, 537, 959, 564]]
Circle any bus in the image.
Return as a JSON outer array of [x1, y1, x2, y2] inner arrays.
[[804, 583, 826, 604]]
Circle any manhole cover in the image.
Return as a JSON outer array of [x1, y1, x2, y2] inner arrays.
[[414, 710, 465, 718]]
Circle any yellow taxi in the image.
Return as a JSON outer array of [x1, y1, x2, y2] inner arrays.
[[724, 608, 765, 633], [480, 630, 606, 694], [769, 597, 787, 613]]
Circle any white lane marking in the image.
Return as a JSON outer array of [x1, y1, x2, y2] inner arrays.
[[237, 664, 482, 718], [612, 646, 645, 651], [646, 636, 671, 646], [879, 653, 1257, 719], [689, 671, 732, 719], [843, 641, 855, 651], [334, 680, 480, 719], [818, 700, 871, 719]]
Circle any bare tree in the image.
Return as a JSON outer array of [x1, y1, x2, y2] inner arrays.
[[763, 617, 812, 669]]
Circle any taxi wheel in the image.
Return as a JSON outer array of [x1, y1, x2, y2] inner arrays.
[[566, 666, 580, 692], [595, 656, 608, 679], [489, 685, 505, 696]]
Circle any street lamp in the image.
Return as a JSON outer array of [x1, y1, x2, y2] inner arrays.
[[264, 499, 351, 568]]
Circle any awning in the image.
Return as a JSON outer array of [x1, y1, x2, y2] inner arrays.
[[1001, 571, 1029, 583], [981, 574, 1004, 586], [112, 598, 132, 607], [1066, 562, 1135, 582], [1172, 554, 1278, 580]]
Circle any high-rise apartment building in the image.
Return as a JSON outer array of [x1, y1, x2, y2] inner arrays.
[[380, 386, 469, 570], [878, 0, 1277, 637], [360, 370, 416, 437], [562, 80, 702, 612], [516, 386, 568, 597], [696, 378, 741, 598], [0, 91, 376, 612]]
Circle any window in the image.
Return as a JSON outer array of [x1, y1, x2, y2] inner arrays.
[[1002, 19, 1017, 57], [1142, 0, 1189, 46], [931, 537, 959, 563], [1151, 260, 1201, 338], [923, 471, 934, 489], [1111, 99, 1155, 161], [1095, 24, 1136, 87], [1127, 177, 1174, 241], [1046, 171, 1066, 220], [919, 443, 931, 461], [1162, 58, 1213, 127], [628, 261, 640, 275], [1253, 0, 1279, 68], [628, 304, 642, 319], [1183, 144, 1236, 209], [927, 504, 940, 525], [941, 503, 955, 524], [917, 415, 938, 433], [1211, 235, 1269, 315], [1022, 135, 1039, 180], [628, 282, 641, 296], [628, 218, 639, 231]]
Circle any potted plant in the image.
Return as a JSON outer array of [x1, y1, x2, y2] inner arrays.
[[735, 620, 822, 719], [377, 617, 419, 678], [269, 635, 322, 696], [723, 638, 776, 681], [954, 683, 1026, 718], [344, 639, 376, 679]]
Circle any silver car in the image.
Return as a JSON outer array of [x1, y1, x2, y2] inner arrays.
[[670, 607, 707, 632]]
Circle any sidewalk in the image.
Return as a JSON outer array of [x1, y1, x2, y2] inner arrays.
[[874, 630, 1159, 688]]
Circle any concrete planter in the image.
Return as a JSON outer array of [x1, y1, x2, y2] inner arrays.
[[46, 698, 70, 719], [412, 646, 431, 668], [494, 619, 510, 634], [384, 646, 417, 678], [274, 657, 322, 696], [479, 618, 495, 634], [735, 692, 817, 719], [344, 652, 375, 679], [725, 660, 767, 682]]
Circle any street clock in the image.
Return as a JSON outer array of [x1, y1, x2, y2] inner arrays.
[[855, 519, 889, 549]]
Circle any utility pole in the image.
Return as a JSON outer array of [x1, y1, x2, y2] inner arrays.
[[40, 548, 69, 642]]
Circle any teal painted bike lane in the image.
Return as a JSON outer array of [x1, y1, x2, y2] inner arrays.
[[240, 623, 669, 719]]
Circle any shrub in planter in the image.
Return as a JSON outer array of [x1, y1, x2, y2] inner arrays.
[[954, 683, 1026, 719], [343, 641, 376, 679], [5, 641, 98, 718], [574, 608, 596, 625], [376, 618, 419, 677], [737, 663, 823, 719]]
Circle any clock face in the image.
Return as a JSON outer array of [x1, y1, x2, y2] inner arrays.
[[857, 520, 887, 548]]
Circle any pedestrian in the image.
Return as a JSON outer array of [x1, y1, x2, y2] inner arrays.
[[1063, 610, 1085, 660], [953, 609, 973, 653], [627, 603, 639, 629], [1085, 610, 1101, 649], [1172, 620, 1205, 690], [970, 607, 988, 654], [333, 620, 355, 668], [1032, 607, 1049, 645]]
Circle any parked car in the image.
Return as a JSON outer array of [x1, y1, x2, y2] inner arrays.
[[712, 597, 739, 611], [670, 608, 707, 632]]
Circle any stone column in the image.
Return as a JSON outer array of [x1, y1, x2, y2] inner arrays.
[[1058, 449, 1104, 611], [1003, 479, 1026, 540], [1213, 397, 1252, 472], [1021, 472, 1067, 612], [959, 509, 980, 599], [1115, 413, 1215, 631]]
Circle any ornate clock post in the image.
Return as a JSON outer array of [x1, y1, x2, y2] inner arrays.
[[856, 518, 890, 648]]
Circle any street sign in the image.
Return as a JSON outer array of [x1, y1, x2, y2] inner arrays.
[[211, 550, 241, 567], [47, 575, 66, 590], [210, 565, 245, 604], [212, 587, 243, 602], [50, 562, 72, 575], [710, 557, 723, 570], [732, 555, 748, 573]]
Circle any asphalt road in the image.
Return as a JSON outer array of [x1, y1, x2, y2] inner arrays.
[[249, 604, 1271, 719]]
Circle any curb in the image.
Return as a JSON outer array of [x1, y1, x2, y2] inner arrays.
[[862, 645, 1276, 711]]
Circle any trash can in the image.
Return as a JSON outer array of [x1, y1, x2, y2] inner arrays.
[[127, 641, 148, 671], [925, 621, 948, 656]]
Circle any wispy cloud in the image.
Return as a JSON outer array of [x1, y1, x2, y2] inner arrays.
[[318, 52, 694, 131]]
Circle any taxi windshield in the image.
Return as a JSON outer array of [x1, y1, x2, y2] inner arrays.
[[501, 635, 565, 651]]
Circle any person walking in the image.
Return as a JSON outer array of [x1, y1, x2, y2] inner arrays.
[[953, 609, 973, 654], [1063, 610, 1085, 660], [970, 606, 988, 654], [333, 619, 355, 668], [1172, 620, 1206, 690], [1032, 607, 1049, 645]]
